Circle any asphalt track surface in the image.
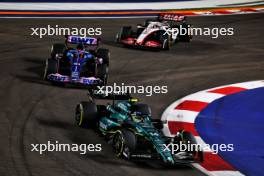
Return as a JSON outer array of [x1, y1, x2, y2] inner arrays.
[[0, 13, 263, 176]]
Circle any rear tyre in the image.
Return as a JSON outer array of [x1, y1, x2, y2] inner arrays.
[[116, 26, 133, 46], [112, 129, 137, 159], [75, 101, 97, 128], [43, 58, 58, 80]]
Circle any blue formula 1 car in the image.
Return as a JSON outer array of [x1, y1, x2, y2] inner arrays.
[[75, 91, 203, 165], [43, 35, 109, 86]]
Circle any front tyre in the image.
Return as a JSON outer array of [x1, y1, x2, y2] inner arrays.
[[112, 129, 136, 159]]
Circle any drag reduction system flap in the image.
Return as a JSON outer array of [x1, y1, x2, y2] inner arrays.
[[67, 35, 99, 45], [88, 89, 139, 104]]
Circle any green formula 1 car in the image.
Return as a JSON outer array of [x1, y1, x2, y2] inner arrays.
[[75, 92, 203, 165]]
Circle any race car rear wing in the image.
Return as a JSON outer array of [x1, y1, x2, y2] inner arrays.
[[89, 89, 132, 100], [158, 13, 186, 22], [66, 35, 100, 45]]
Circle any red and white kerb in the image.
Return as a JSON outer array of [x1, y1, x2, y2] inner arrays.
[[161, 80, 264, 176]]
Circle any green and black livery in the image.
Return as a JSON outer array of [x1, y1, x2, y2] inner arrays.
[[75, 91, 203, 165]]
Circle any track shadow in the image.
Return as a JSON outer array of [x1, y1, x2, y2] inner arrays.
[[37, 118, 74, 130], [15, 57, 50, 86]]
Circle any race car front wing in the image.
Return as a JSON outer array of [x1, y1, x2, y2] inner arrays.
[[47, 73, 102, 85]]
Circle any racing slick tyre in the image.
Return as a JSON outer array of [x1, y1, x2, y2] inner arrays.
[[51, 43, 66, 58], [43, 58, 58, 80], [75, 101, 97, 128], [112, 129, 137, 159], [97, 64, 109, 86], [133, 103, 151, 116], [97, 48, 110, 66]]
